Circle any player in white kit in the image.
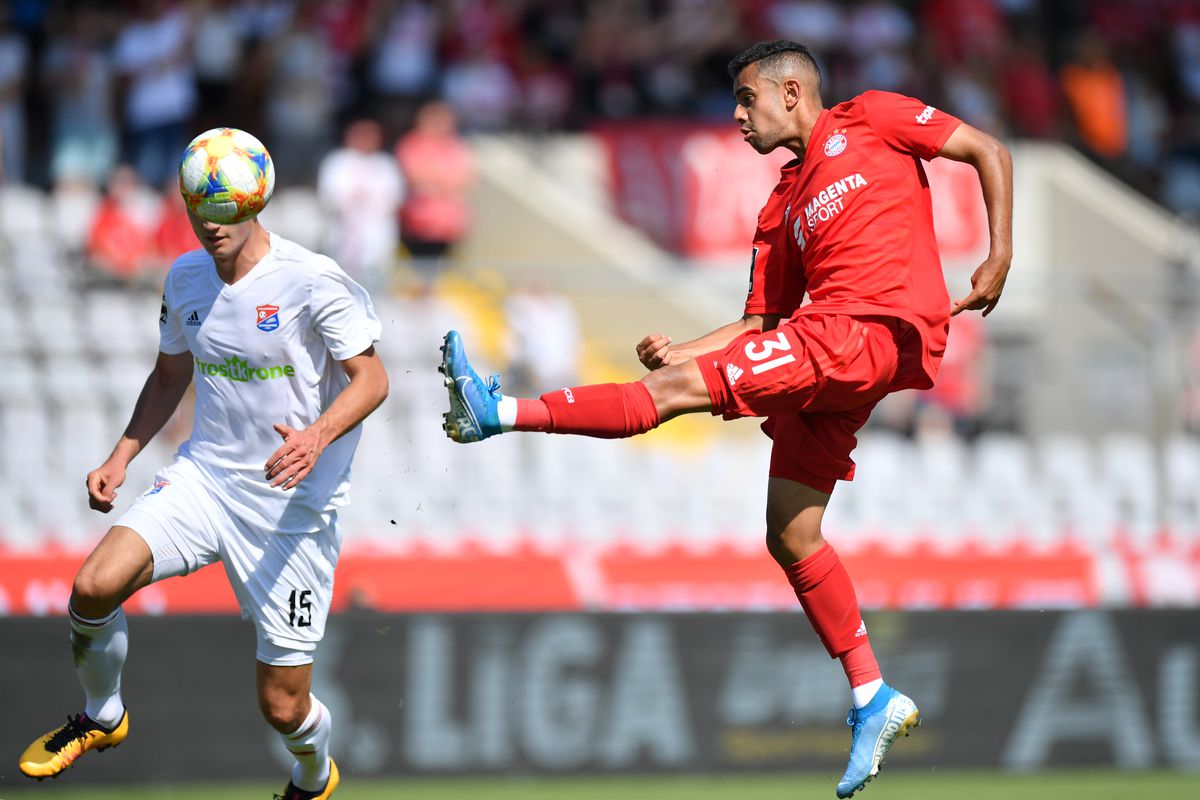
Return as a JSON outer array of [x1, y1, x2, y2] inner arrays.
[[18, 198, 389, 800]]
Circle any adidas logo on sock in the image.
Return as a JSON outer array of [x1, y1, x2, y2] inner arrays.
[[185, 310, 201, 327]]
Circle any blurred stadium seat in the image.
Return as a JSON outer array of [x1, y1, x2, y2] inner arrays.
[[0, 184, 1198, 609]]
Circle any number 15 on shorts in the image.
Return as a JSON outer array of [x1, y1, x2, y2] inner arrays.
[[746, 331, 796, 374], [288, 589, 312, 627]]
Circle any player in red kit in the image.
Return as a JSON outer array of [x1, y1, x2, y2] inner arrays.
[[440, 40, 1012, 797]]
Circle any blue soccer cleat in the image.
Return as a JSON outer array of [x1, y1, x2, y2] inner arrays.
[[439, 330, 503, 443], [835, 683, 920, 798]]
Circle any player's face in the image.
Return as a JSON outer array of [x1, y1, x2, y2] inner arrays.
[[733, 64, 790, 154], [186, 209, 253, 259]]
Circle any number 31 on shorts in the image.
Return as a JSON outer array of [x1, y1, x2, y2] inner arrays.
[[745, 331, 796, 375]]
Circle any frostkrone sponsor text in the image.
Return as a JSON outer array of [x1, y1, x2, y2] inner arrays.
[[194, 355, 295, 381]]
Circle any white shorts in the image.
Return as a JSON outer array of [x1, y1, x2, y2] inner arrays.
[[115, 458, 341, 666]]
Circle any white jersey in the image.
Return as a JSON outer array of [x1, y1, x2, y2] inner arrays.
[[158, 233, 381, 533]]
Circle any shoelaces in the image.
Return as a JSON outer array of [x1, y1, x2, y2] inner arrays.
[[45, 714, 90, 753]]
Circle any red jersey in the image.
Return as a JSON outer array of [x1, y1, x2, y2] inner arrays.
[[744, 90, 964, 389]]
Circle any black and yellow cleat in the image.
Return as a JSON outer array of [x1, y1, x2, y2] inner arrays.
[[19, 710, 128, 780], [275, 757, 340, 800]]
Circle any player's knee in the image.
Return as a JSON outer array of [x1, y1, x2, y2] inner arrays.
[[764, 522, 826, 566], [258, 690, 307, 733], [70, 568, 123, 618], [641, 362, 711, 421]]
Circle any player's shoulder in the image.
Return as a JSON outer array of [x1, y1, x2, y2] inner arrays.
[[835, 90, 901, 114], [848, 89, 932, 118], [270, 233, 341, 275], [168, 247, 214, 274], [268, 233, 353, 296], [163, 248, 214, 295]]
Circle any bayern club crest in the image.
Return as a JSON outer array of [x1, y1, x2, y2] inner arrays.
[[824, 130, 848, 157], [256, 304, 280, 332]]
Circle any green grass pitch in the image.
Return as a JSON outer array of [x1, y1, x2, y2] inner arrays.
[[1, 770, 1197, 800]]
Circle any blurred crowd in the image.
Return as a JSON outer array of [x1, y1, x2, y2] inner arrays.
[[2, 0, 1199, 209], [0, 0, 1196, 436]]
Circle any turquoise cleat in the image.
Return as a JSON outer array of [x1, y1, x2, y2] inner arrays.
[[835, 683, 920, 798], [439, 330, 503, 443]]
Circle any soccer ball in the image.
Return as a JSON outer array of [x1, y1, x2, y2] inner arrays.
[[178, 127, 276, 224]]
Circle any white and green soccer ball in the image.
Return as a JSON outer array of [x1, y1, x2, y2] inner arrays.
[[178, 127, 276, 224]]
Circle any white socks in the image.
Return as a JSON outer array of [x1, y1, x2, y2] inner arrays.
[[852, 678, 884, 709], [283, 695, 332, 792], [496, 395, 518, 430], [68, 605, 128, 729]]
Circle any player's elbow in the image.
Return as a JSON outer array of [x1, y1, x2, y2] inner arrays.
[[375, 370, 390, 408], [972, 131, 1011, 170], [989, 135, 1013, 168], [363, 364, 389, 414], [743, 313, 778, 332]]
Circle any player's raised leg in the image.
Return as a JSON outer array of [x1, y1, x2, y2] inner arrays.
[[18, 526, 152, 779], [765, 477, 919, 797], [259, 663, 339, 800], [440, 329, 710, 443]]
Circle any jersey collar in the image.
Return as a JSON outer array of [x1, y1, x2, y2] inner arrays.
[[801, 109, 832, 165], [208, 232, 283, 296]]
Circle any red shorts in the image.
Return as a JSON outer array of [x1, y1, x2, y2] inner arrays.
[[697, 314, 919, 493]]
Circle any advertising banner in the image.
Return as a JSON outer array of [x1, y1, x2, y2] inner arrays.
[[594, 122, 988, 264], [0, 545, 1097, 614], [2, 610, 1198, 785]]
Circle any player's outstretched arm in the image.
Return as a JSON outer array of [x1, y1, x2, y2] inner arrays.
[[937, 123, 1013, 317], [637, 313, 780, 370], [87, 351, 195, 513], [265, 345, 389, 490]]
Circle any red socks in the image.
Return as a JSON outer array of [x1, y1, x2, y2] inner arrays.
[[515, 382, 660, 439], [784, 543, 881, 687]]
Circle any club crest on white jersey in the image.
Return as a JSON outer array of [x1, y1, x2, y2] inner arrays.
[[256, 304, 280, 332]]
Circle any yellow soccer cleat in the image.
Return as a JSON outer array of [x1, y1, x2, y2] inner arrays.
[[19, 710, 128, 779], [275, 757, 340, 800]]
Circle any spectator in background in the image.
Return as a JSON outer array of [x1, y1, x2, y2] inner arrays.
[[368, 0, 440, 131], [112, 0, 197, 187], [442, 48, 521, 132], [1163, 109, 1200, 216], [317, 118, 405, 292], [86, 165, 161, 288], [1060, 32, 1128, 160], [153, 177, 197, 264], [844, 0, 914, 92], [1173, 11, 1200, 105], [0, 7, 29, 184], [313, 0, 374, 120], [395, 101, 475, 265], [191, 0, 247, 133], [41, 6, 118, 187], [998, 31, 1061, 140], [944, 60, 1002, 135], [762, 0, 844, 52], [264, 0, 335, 185], [920, 0, 1006, 68], [503, 281, 581, 396], [517, 42, 575, 132]]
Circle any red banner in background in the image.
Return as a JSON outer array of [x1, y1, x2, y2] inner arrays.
[[0, 539, 1103, 615], [593, 122, 988, 263], [595, 122, 791, 258]]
